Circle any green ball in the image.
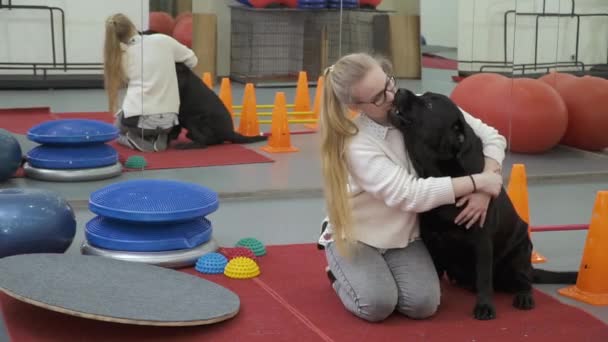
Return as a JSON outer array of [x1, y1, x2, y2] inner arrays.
[[235, 237, 266, 256], [124, 155, 147, 169]]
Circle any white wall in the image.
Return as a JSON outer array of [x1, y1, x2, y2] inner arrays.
[[0, 0, 148, 74], [458, 0, 608, 73], [421, 0, 458, 47]]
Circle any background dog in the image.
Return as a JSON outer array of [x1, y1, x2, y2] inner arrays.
[[388, 88, 577, 320], [170, 63, 267, 149]]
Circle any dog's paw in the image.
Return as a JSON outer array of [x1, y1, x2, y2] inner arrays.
[[473, 302, 496, 320], [513, 292, 535, 310]]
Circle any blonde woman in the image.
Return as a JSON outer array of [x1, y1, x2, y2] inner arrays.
[[318, 53, 506, 322], [103, 13, 197, 152]]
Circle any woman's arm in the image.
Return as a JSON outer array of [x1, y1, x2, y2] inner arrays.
[[164, 35, 198, 68], [460, 107, 507, 171], [346, 135, 501, 213]]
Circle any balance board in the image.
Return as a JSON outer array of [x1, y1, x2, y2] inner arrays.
[[0, 253, 239, 326]]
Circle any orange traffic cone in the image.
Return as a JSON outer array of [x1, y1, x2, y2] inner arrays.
[[238, 83, 261, 137], [294, 71, 312, 117], [219, 77, 234, 116], [558, 190, 608, 305], [202, 72, 213, 89], [261, 92, 298, 153], [506, 164, 547, 264], [305, 75, 324, 130]]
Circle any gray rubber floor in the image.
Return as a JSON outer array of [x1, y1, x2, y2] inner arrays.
[[1, 66, 607, 340]]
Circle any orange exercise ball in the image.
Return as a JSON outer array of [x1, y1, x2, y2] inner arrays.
[[554, 76, 608, 151], [451, 75, 568, 154], [149, 11, 175, 36], [172, 15, 192, 48]]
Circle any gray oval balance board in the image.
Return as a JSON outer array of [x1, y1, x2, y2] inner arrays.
[[0, 253, 240, 326]]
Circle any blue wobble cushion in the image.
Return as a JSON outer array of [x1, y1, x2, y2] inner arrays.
[[26, 144, 118, 169], [27, 119, 119, 145], [85, 216, 213, 252], [89, 179, 219, 222]]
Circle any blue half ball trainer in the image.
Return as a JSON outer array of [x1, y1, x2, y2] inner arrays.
[[0, 188, 76, 258], [27, 119, 119, 145], [0, 128, 22, 181], [89, 179, 220, 223]]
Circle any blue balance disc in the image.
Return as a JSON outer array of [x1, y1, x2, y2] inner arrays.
[[27, 119, 119, 145], [89, 179, 219, 223], [26, 144, 118, 170], [85, 216, 213, 252]]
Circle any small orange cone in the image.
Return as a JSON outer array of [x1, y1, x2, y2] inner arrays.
[[558, 190, 608, 305], [219, 77, 234, 116], [506, 164, 547, 263], [202, 72, 213, 89], [261, 92, 299, 153], [238, 83, 261, 137], [305, 75, 324, 130], [294, 71, 312, 115]]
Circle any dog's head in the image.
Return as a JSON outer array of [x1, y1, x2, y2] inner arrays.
[[389, 88, 483, 176]]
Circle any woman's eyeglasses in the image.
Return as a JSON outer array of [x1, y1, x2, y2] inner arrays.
[[353, 75, 396, 107]]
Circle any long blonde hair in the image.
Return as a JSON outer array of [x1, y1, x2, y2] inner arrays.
[[103, 13, 137, 114], [320, 53, 388, 257]]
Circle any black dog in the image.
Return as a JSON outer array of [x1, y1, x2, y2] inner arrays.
[[388, 88, 577, 320], [169, 63, 267, 149]]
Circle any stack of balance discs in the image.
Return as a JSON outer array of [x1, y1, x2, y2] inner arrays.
[[80, 179, 220, 268], [24, 119, 122, 182]]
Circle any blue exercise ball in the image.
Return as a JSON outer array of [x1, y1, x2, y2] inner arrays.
[[0, 188, 77, 258], [0, 128, 22, 181]]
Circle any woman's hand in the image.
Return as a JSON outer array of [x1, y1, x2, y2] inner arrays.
[[454, 192, 492, 229], [474, 171, 503, 198]]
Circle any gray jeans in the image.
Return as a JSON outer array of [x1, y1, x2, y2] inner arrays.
[[325, 239, 441, 322]]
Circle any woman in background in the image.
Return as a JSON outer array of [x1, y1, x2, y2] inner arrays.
[[103, 13, 197, 152]]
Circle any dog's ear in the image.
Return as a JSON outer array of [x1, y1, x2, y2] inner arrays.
[[455, 110, 485, 173]]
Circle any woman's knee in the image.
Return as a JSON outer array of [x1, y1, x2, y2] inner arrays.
[[356, 289, 398, 322], [397, 283, 441, 319]]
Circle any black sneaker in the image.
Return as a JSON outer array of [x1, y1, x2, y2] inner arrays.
[[126, 131, 155, 152], [317, 219, 329, 250], [325, 266, 336, 285]]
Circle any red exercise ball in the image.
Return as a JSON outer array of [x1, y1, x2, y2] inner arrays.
[[149, 11, 175, 36], [359, 0, 383, 9], [538, 71, 577, 90], [451, 75, 568, 154], [175, 11, 192, 23], [172, 15, 192, 48], [554, 76, 608, 151], [450, 73, 510, 123]]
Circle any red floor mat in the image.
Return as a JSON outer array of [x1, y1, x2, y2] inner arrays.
[[422, 54, 458, 70], [0, 108, 273, 172], [1, 244, 606, 342]]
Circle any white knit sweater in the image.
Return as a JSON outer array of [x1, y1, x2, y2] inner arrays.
[[120, 34, 198, 118], [320, 109, 507, 250]]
